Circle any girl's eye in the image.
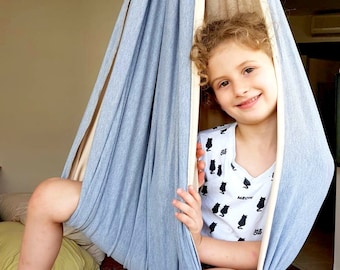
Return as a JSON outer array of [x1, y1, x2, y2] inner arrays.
[[244, 67, 255, 74], [219, 80, 229, 88]]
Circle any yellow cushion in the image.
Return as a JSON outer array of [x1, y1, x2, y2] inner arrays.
[[0, 221, 99, 270]]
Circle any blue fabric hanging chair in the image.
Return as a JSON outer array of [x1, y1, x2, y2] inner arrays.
[[62, 0, 334, 269]]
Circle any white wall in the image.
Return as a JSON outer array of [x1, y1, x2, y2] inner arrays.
[[0, 1, 123, 193]]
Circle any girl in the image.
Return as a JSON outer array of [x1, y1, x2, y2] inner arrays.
[[173, 12, 277, 270]]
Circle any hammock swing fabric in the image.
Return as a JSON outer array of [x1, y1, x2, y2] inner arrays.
[[62, 0, 334, 269]]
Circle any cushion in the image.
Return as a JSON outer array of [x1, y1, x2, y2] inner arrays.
[[0, 192, 105, 264], [0, 221, 99, 270], [0, 193, 31, 222]]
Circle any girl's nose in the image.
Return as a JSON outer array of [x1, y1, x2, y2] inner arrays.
[[232, 81, 249, 96]]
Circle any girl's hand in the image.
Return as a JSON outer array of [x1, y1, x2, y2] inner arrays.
[[173, 185, 203, 246], [196, 142, 205, 187]]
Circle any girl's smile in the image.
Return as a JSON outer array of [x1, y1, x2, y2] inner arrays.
[[236, 94, 261, 109]]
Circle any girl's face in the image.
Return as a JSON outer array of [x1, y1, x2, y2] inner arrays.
[[207, 40, 277, 126]]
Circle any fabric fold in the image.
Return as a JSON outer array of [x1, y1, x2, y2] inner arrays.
[[63, 0, 201, 269]]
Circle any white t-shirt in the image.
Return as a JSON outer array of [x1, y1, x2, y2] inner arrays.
[[198, 122, 274, 241]]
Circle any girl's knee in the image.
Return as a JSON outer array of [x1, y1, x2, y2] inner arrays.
[[28, 178, 81, 222]]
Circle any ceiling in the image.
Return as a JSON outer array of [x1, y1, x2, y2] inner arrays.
[[280, 0, 340, 15]]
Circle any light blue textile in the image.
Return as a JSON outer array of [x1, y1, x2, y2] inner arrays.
[[262, 0, 335, 269], [63, 0, 201, 269], [63, 0, 334, 269]]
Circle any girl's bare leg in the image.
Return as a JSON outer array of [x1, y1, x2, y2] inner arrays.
[[18, 177, 82, 270]]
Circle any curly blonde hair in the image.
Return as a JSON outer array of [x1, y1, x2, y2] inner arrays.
[[190, 12, 272, 106]]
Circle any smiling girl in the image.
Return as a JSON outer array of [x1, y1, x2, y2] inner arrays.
[[173, 12, 277, 270]]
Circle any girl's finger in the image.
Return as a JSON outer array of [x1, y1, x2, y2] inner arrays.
[[176, 188, 200, 210], [188, 185, 202, 203]]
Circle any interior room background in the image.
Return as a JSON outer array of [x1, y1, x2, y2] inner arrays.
[[0, 1, 123, 192], [1, 0, 340, 268]]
